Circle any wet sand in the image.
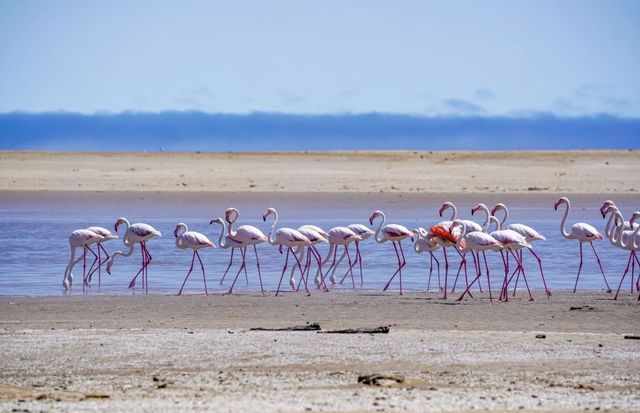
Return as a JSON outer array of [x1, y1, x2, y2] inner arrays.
[[1, 292, 639, 411]]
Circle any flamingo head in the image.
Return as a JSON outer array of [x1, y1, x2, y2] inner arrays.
[[225, 208, 239, 224], [630, 211, 640, 227], [471, 204, 481, 216], [114, 217, 128, 232], [491, 203, 506, 216], [554, 197, 569, 211], [262, 207, 276, 222], [368, 210, 383, 225], [210, 217, 223, 226], [449, 220, 463, 234], [439, 202, 454, 217], [600, 200, 615, 217], [174, 223, 187, 238], [602, 204, 618, 219]]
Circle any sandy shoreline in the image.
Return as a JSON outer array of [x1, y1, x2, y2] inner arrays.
[[1, 150, 638, 194], [1, 292, 639, 411]]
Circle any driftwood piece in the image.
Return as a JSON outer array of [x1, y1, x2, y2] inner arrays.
[[358, 374, 404, 386], [322, 326, 390, 334], [250, 322, 321, 331]]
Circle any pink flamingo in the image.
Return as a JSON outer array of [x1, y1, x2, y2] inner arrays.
[[345, 224, 375, 285], [84, 226, 118, 288], [174, 223, 215, 295], [413, 228, 442, 292], [606, 208, 640, 299], [221, 208, 269, 294], [209, 217, 247, 288], [292, 225, 328, 292], [63, 229, 105, 292], [602, 206, 639, 293], [106, 217, 162, 294], [314, 226, 361, 289], [450, 219, 503, 303], [554, 197, 611, 293], [369, 210, 415, 295], [491, 203, 550, 298], [262, 207, 312, 296]]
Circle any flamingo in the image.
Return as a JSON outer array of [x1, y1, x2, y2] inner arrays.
[[291, 225, 328, 291], [84, 226, 118, 288], [435, 202, 481, 295], [314, 226, 361, 289], [369, 210, 415, 295], [345, 224, 375, 285], [600, 200, 637, 230], [491, 203, 550, 298], [554, 197, 611, 293], [174, 223, 215, 295], [477, 210, 534, 301], [262, 207, 312, 296], [605, 208, 640, 299], [63, 229, 105, 292], [209, 217, 246, 289], [106, 217, 161, 294], [450, 219, 503, 302], [413, 228, 442, 292], [221, 208, 269, 294]]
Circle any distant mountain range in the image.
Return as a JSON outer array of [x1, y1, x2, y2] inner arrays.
[[0, 112, 638, 151]]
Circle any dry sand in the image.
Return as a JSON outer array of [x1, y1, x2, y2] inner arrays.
[[1, 150, 638, 194], [1, 150, 640, 411], [1, 292, 639, 412]]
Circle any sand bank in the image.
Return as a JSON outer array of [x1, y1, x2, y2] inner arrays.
[[1, 150, 638, 194]]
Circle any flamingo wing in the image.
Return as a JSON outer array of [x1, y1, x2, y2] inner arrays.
[[572, 223, 604, 240], [383, 224, 414, 238], [506, 223, 545, 241], [235, 225, 268, 243], [183, 231, 215, 247], [465, 231, 503, 249], [130, 223, 161, 237]]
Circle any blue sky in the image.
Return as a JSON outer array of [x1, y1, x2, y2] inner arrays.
[[1, 0, 639, 116]]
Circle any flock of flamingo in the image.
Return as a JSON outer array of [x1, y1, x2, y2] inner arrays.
[[63, 197, 640, 302]]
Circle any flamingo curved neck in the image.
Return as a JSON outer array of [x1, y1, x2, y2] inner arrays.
[[477, 205, 490, 232], [216, 220, 228, 248], [446, 204, 457, 221], [497, 205, 509, 228], [227, 209, 239, 236], [267, 210, 278, 245], [558, 201, 571, 239], [373, 213, 386, 243], [118, 219, 131, 246], [489, 216, 500, 232], [454, 220, 467, 250], [604, 209, 617, 241]]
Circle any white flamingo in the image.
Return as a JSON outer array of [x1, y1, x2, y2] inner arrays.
[[554, 197, 611, 293], [83, 226, 118, 288], [174, 223, 215, 295], [262, 207, 312, 296], [606, 208, 640, 299], [413, 228, 442, 292], [369, 210, 415, 295], [345, 223, 375, 285], [314, 226, 361, 289], [600, 200, 637, 230], [491, 203, 550, 298], [450, 219, 503, 302], [293, 225, 328, 291], [223, 208, 269, 294], [106, 217, 162, 294], [63, 229, 105, 292]]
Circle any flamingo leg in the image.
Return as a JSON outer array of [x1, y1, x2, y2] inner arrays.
[[527, 248, 550, 298], [511, 251, 521, 298], [144, 242, 151, 294], [275, 247, 290, 296], [177, 250, 197, 295], [427, 253, 433, 292], [398, 241, 407, 296], [476, 252, 484, 293], [356, 241, 364, 285], [456, 256, 482, 302], [589, 242, 611, 293], [441, 247, 449, 299], [82, 246, 87, 294], [344, 245, 356, 289], [433, 252, 441, 292], [326, 246, 338, 284], [227, 247, 247, 294], [573, 242, 584, 292], [83, 246, 99, 288], [195, 250, 208, 295], [382, 242, 403, 294], [220, 248, 235, 285], [483, 251, 492, 303], [291, 247, 310, 296], [311, 246, 328, 292], [512, 250, 533, 301], [499, 251, 508, 302], [128, 243, 145, 290], [331, 249, 347, 284], [253, 244, 265, 295], [613, 251, 634, 300]]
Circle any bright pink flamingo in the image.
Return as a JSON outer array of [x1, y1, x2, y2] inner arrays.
[[554, 197, 611, 293], [84, 226, 118, 288], [63, 229, 105, 292], [174, 223, 215, 295], [491, 203, 550, 298], [106, 217, 162, 294], [262, 207, 312, 296], [222, 208, 269, 294], [369, 210, 415, 295], [606, 209, 640, 299], [314, 226, 361, 289], [413, 228, 442, 292], [450, 219, 503, 303], [345, 224, 375, 285]]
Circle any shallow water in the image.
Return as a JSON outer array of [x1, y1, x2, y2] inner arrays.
[[0, 204, 637, 297]]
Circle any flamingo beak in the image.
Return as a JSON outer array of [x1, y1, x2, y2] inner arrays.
[[114, 222, 120, 232], [173, 227, 179, 238], [368, 216, 374, 225], [490, 207, 497, 216], [209, 219, 215, 225], [471, 208, 476, 215], [438, 208, 444, 217], [262, 214, 267, 222]]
